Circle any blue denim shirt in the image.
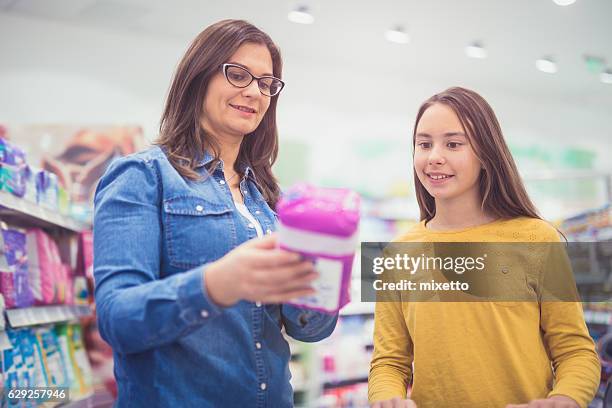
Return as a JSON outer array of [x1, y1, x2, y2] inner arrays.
[[93, 146, 338, 407]]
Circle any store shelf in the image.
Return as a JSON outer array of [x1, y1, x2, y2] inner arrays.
[[568, 227, 612, 242], [322, 375, 368, 390], [340, 301, 374, 316], [583, 309, 612, 325], [5, 305, 92, 328], [0, 190, 90, 233]]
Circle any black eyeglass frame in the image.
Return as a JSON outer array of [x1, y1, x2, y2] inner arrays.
[[221, 63, 285, 97]]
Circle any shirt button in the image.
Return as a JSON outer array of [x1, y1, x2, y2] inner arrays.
[[266, 229, 272, 235], [242, 190, 247, 195], [260, 383, 267, 391], [256, 302, 262, 307], [195, 205, 204, 212], [255, 342, 262, 349], [200, 310, 209, 318], [255, 210, 261, 215], [248, 223, 255, 229], [219, 180, 226, 185]]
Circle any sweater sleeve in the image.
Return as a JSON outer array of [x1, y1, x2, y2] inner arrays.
[[542, 301, 601, 408], [368, 298, 413, 403], [539, 240, 600, 407]]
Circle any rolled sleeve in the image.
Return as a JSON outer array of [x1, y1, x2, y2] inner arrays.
[[281, 305, 338, 342]]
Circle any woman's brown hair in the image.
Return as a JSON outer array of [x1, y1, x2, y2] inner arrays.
[[412, 87, 541, 223], [156, 19, 282, 207]]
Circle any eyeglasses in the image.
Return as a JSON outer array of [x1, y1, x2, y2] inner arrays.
[[221, 63, 285, 97]]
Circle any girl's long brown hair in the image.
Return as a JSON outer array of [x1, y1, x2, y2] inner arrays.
[[412, 87, 541, 223], [156, 19, 282, 207]]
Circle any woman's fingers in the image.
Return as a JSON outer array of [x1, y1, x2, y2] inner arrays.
[[251, 261, 315, 286]]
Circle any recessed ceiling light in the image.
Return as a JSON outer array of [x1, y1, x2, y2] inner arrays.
[[465, 42, 487, 59], [601, 70, 612, 84], [385, 26, 410, 44], [552, 0, 576, 5], [536, 58, 558, 74], [288, 5, 314, 24]]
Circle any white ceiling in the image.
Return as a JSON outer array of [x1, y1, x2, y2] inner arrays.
[[1, 0, 611, 149], [2, 0, 611, 99], [0, 0, 610, 216]]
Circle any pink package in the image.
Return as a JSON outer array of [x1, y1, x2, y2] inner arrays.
[[0, 241, 16, 308], [61, 264, 75, 305], [76, 231, 93, 280], [25, 229, 62, 305], [277, 184, 360, 313]]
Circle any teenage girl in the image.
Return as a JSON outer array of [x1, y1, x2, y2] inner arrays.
[[368, 87, 600, 408]]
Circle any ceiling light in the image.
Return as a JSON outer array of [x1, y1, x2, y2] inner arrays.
[[465, 42, 487, 59], [385, 26, 410, 44], [552, 0, 576, 5], [536, 57, 558, 74], [288, 5, 314, 24], [601, 70, 612, 84]]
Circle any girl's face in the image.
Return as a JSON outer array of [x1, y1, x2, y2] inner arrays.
[[201, 42, 273, 140], [413, 103, 482, 203]]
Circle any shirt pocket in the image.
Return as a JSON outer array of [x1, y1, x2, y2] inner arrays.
[[163, 195, 236, 269]]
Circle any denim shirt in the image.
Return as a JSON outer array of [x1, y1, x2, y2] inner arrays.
[[93, 146, 338, 408]]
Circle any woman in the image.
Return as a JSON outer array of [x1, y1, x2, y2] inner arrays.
[[93, 19, 338, 407]]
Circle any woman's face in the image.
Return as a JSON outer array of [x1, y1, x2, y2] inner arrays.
[[201, 42, 273, 141], [413, 103, 482, 203]]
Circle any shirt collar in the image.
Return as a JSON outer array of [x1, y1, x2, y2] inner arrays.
[[195, 151, 257, 183]]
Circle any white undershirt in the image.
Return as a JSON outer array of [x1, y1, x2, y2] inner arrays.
[[234, 201, 264, 238]]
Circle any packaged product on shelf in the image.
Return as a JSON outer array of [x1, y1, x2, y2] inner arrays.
[[58, 186, 70, 215], [0, 137, 28, 198], [2, 341, 21, 408], [0, 294, 5, 331], [6, 330, 31, 396], [25, 228, 62, 305], [34, 326, 69, 388], [277, 184, 360, 313], [55, 263, 74, 305], [76, 231, 94, 280], [29, 328, 49, 387], [13, 329, 43, 408], [35, 169, 59, 211], [68, 323, 93, 395], [73, 276, 89, 305], [21, 329, 47, 388], [54, 324, 78, 396], [23, 166, 38, 204], [0, 225, 33, 308], [73, 232, 92, 305], [0, 238, 13, 308], [65, 264, 76, 305]]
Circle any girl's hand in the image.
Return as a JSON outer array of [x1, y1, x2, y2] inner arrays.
[[371, 397, 417, 408], [205, 234, 318, 307], [505, 395, 579, 408]]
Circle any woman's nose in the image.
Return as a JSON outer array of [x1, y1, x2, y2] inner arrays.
[[241, 80, 261, 98]]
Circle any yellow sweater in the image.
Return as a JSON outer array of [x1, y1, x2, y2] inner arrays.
[[368, 217, 600, 408]]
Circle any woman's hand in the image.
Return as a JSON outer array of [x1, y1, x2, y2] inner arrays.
[[505, 395, 579, 408], [371, 397, 417, 408], [205, 234, 318, 307]]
